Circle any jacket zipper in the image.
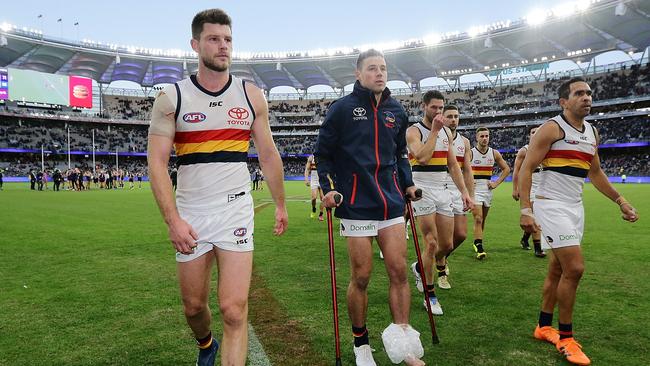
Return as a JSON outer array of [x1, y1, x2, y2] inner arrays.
[[371, 96, 388, 220]]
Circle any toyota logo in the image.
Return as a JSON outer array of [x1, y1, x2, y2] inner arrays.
[[353, 107, 366, 117], [228, 107, 250, 120]]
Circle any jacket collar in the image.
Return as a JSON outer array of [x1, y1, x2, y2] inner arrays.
[[352, 81, 392, 107]]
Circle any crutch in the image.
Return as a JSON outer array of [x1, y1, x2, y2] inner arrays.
[[326, 193, 343, 365], [406, 188, 440, 344]]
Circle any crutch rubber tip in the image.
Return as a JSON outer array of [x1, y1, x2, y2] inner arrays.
[[334, 193, 342, 204], [432, 335, 440, 344], [336, 358, 342, 366]]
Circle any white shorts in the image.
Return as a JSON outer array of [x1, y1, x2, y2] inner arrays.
[[412, 185, 453, 218], [448, 189, 466, 216], [175, 193, 255, 262], [474, 188, 493, 207], [310, 176, 321, 190], [340, 216, 405, 237], [535, 199, 584, 250]]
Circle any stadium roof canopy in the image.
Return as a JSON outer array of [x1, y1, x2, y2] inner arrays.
[[1, 0, 649, 90]]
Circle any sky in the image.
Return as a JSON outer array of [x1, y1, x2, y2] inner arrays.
[[3, 0, 574, 53]]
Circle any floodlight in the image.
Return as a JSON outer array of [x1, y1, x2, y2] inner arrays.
[[526, 9, 548, 25]]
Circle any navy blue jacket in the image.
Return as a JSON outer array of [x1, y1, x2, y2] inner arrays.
[[315, 81, 414, 220]]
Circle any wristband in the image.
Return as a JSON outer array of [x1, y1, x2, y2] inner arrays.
[[615, 196, 628, 206], [520, 207, 534, 217]]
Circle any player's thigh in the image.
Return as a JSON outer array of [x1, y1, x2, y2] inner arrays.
[[177, 251, 216, 305], [435, 213, 454, 246], [215, 249, 253, 307], [454, 214, 467, 236], [346, 236, 374, 277], [377, 223, 407, 279]]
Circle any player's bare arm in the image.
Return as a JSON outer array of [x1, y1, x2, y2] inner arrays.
[[488, 149, 511, 189], [147, 91, 198, 254], [519, 121, 561, 233], [512, 147, 527, 200], [248, 82, 288, 235], [406, 116, 444, 164], [304, 157, 311, 186], [445, 128, 473, 209], [461, 136, 475, 199]]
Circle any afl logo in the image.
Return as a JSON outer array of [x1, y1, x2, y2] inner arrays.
[[353, 107, 366, 117], [228, 107, 250, 120], [183, 112, 206, 123], [234, 228, 247, 237], [564, 139, 580, 145]]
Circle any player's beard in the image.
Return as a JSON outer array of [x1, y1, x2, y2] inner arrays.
[[202, 55, 230, 72], [424, 110, 437, 124]]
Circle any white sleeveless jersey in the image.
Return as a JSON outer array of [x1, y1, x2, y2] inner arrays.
[[537, 114, 597, 203], [409, 122, 449, 186], [471, 147, 494, 192], [168, 74, 255, 212], [522, 144, 542, 193], [445, 132, 466, 191], [307, 157, 319, 181]]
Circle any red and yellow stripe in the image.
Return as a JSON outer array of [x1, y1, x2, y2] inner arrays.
[[472, 165, 492, 179], [174, 129, 250, 156], [409, 150, 448, 167], [542, 149, 593, 170]]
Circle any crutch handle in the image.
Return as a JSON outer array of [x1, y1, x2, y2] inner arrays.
[[333, 193, 342, 205], [415, 188, 422, 199]]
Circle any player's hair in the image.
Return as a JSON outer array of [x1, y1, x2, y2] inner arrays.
[[192, 9, 232, 40], [443, 104, 459, 113], [356, 49, 384, 70], [558, 77, 586, 99], [422, 90, 445, 105], [476, 126, 489, 134]]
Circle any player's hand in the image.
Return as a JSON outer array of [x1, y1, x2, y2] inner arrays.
[[520, 213, 541, 234], [461, 192, 474, 211], [323, 191, 343, 208], [304, 179, 309, 186], [620, 203, 639, 222], [168, 217, 199, 255], [432, 113, 445, 132], [512, 190, 520, 201], [274, 205, 288, 235], [405, 186, 421, 201], [488, 181, 498, 190]]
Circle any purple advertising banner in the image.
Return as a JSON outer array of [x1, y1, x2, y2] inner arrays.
[[0, 69, 7, 100]]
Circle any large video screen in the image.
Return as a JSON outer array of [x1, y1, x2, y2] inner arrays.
[[9, 68, 69, 105], [7, 68, 93, 108], [0, 69, 7, 100]]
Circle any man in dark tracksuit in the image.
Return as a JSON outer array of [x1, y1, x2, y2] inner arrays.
[[316, 49, 424, 366]]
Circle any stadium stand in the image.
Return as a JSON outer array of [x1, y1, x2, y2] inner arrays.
[[1, 0, 649, 182]]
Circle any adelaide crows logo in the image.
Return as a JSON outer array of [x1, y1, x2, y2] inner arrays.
[[383, 111, 396, 128]]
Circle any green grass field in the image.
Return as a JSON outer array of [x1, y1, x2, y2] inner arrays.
[[0, 181, 648, 365]]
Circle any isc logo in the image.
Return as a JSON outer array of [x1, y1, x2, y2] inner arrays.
[[183, 112, 206, 123]]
